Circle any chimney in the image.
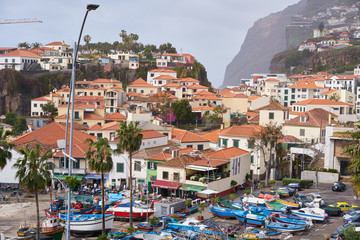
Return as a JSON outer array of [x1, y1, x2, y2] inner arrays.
[[328, 113, 332, 125], [172, 150, 179, 158]]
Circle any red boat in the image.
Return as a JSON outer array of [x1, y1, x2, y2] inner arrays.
[[105, 198, 154, 220]]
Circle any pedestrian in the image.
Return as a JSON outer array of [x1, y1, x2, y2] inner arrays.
[[94, 183, 97, 190], [235, 185, 238, 194], [5, 194, 8, 201], [16, 193, 20, 202]]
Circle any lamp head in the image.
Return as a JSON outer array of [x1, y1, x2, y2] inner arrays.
[[87, 4, 99, 11]]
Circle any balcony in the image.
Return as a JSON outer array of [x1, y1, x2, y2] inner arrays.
[[53, 168, 86, 175]]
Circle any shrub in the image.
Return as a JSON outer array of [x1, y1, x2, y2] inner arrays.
[[97, 235, 108, 240], [282, 178, 313, 188], [259, 184, 264, 188], [244, 190, 251, 195], [301, 180, 313, 188], [229, 194, 236, 201], [185, 199, 192, 208], [231, 180, 238, 187], [320, 168, 327, 172], [127, 227, 137, 235], [150, 217, 159, 227], [246, 173, 252, 181], [269, 180, 276, 185], [328, 168, 338, 173]]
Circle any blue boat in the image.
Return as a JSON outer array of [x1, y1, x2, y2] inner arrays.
[[209, 205, 236, 218], [266, 222, 307, 232], [272, 216, 307, 225], [234, 210, 268, 226], [244, 228, 282, 239], [278, 213, 308, 221]]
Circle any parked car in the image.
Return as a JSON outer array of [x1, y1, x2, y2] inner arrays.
[[320, 204, 342, 216], [282, 186, 296, 196], [286, 183, 301, 191], [309, 193, 324, 204], [343, 210, 360, 221], [271, 188, 289, 198], [294, 193, 308, 206], [330, 222, 360, 239], [345, 214, 360, 223], [329, 202, 359, 212], [332, 182, 346, 192]]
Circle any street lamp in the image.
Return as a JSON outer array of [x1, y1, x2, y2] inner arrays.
[[64, 4, 99, 240]]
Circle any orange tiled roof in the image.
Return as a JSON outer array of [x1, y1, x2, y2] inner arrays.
[[11, 122, 96, 147], [285, 108, 337, 127], [187, 84, 208, 89], [245, 112, 259, 117], [192, 106, 214, 111], [151, 92, 178, 99], [101, 121, 120, 130], [202, 129, 226, 143], [93, 78, 121, 83], [193, 95, 221, 100], [75, 81, 93, 85], [220, 124, 263, 137], [129, 78, 155, 87], [89, 123, 102, 130], [127, 91, 143, 97], [179, 77, 200, 83], [141, 129, 166, 140], [321, 89, 338, 95], [162, 82, 181, 88], [105, 112, 127, 121], [266, 78, 280, 82], [289, 79, 325, 89], [58, 102, 103, 109], [256, 102, 288, 111], [153, 75, 178, 80], [248, 96, 261, 102], [53, 142, 89, 158], [1, 49, 41, 58], [83, 113, 103, 120], [46, 41, 69, 46], [172, 128, 209, 143], [293, 99, 352, 106], [328, 75, 360, 80], [193, 90, 215, 96], [149, 69, 177, 73], [206, 146, 249, 160], [148, 147, 195, 161], [32, 96, 51, 101]]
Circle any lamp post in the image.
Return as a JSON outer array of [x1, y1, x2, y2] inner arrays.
[[65, 4, 99, 240]]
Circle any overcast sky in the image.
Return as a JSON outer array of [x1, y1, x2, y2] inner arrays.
[[1, 0, 300, 87]]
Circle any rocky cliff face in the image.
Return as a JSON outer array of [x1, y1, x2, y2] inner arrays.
[[221, 0, 357, 88]]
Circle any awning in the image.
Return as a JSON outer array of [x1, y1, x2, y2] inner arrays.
[[180, 184, 205, 192], [53, 174, 83, 181], [198, 189, 219, 195], [152, 180, 182, 190], [85, 173, 109, 180], [185, 165, 217, 171]]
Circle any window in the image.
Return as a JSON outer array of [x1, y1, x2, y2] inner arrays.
[[12, 59, 15, 63], [198, 144, 203, 150], [40, 104, 43, 107], [340, 107, 344, 114], [74, 111, 80, 119], [300, 116, 306, 122], [222, 139, 228, 147], [186, 145, 193, 148], [90, 92, 93, 96], [248, 139, 254, 149], [59, 157, 68, 168], [269, 112, 274, 119], [162, 171, 169, 180], [141, 90, 144, 94], [5, 59, 8, 63], [233, 140, 239, 148], [300, 129, 305, 136], [284, 96, 288, 101], [34, 103, 37, 107], [173, 172, 179, 181], [116, 163, 124, 173], [134, 161, 141, 171], [97, 133, 103, 138], [250, 155, 254, 163], [148, 161, 157, 170], [284, 102, 288, 107], [291, 95, 295, 99], [98, 92, 101, 96], [73, 159, 80, 169], [159, 81, 162, 85], [285, 90, 288, 94]]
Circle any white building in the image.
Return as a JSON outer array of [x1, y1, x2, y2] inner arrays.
[[325, 75, 359, 94], [0, 49, 42, 71], [147, 69, 177, 85]]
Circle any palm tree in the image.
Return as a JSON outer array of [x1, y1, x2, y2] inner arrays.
[[85, 138, 113, 235], [0, 127, 13, 170], [31, 42, 42, 49], [17, 42, 30, 49], [83, 35, 91, 52], [14, 144, 53, 240], [116, 122, 143, 227]]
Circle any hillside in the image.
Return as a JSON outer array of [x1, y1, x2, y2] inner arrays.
[[221, 0, 359, 88]]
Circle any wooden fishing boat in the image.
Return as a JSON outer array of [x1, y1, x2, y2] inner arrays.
[[106, 198, 154, 220], [266, 222, 307, 232], [209, 204, 236, 218], [136, 222, 154, 232], [241, 227, 282, 240], [18, 218, 64, 240], [252, 193, 274, 200], [233, 210, 268, 226]]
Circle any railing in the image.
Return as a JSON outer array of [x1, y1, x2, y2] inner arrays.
[[185, 172, 230, 183], [53, 168, 86, 175]]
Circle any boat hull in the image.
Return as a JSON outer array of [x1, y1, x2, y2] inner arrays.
[[291, 210, 326, 222], [209, 205, 235, 219], [266, 223, 307, 232], [106, 207, 154, 220]]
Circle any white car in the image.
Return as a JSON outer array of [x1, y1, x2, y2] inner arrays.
[[309, 193, 324, 205]]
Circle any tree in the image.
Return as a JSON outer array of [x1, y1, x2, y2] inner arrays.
[[3, 112, 17, 126], [17, 42, 30, 49], [0, 127, 13, 170], [345, 124, 360, 195], [172, 99, 194, 126], [158, 43, 176, 54], [143, 48, 152, 59], [14, 144, 53, 240], [85, 137, 113, 235], [83, 35, 91, 52], [116, 122, 143, 227], [318, 22, 325, 33], [12, 117, 27, 136], [249, 124, 283, 186], [159, 92, 173, 122], [42, 101, 58, 117], [31, 42, 42, 49]]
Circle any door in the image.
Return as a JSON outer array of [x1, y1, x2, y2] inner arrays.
[[340, 160, 350, 176]]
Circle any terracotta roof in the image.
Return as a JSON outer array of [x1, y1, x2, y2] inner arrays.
[[153, 75, 178, 80], [193, 95, 221, 100], [266, 78, 280, 82], [1, 49, 41, 58], [278, 135, 303, 144], [93, 78, 121, 83], [191, 159, 228, 167], [58, 102, 103, 109], [202, 129, 226, 143], [132, 141, 180, 159], [75, 81, 93, 85], [159, 155, 197, 168], [58, 122, 88, 131], [53, 142, 89, 158], [248, 96, 261, 102], [89, 123, 102, 130], [285, 108, 337, 127], [289, 111, 302, 115], [172, 128, 209, 143], [57, 87, 70, 92], [293, 99, 352, 106], [46, 41, 69, 46], [321, 89, 338, 95], [245, 112, 259, 117], [141, 130, 166, 140], [206, 147, 249, 160], [193, 90, 214, 96], [289, 79, 325, 89], [192, 106, 215, 111], [220, 125, 263, 137], [328, 75, 360, 80], [74, 96, 104, 102], [257, 102, 289, 111], [149, 69, 176, 73], [187, 84, 208, 89], [105, 112, 127, 121], [11, 122, 96, 147], [32, 96, 51, 101], [38, 47, 60, 52], [151, 92, 178, 99], [179, 78, 200, 83], [162, 82, 181, 88], [127, 91, 143, 97], [129, 78, 155, 88], [130, 110, 149, 114]]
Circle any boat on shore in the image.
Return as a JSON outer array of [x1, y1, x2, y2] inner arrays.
[[106, 198, 154, 220], [241, 227, 282, 240], [234, 210, 268, 226], [17, 218, 64, 240], [266, 222, 307, 232], [59, 213, 114, 236], [209, 204, 236, 218], [291, 208, 327, 222]]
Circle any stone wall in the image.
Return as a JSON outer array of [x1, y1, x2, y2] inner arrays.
[[301, 170, 339, 184]]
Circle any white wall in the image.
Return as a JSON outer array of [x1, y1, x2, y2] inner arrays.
[[0, 149, 23, 184]]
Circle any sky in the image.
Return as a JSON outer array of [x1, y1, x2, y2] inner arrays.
[[0, 0, 300, 87]]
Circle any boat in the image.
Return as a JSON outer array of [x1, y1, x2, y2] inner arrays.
[[241, 195, 266, 206], [18, 218, 64, 240], [167, 217, 208, 231], [291, 207, 327, 222], [242, 227, 282, 240], [209, 204, 236, 218], [271, 213, 308, 222], [233, 210, 268, 226], [252, 193, 275, 200], [271, 216, 308, 226], [106, 198, 154, 220], [275, 198, 299, 209], [45, 204, 96, 218], [136, 222, 154, 232], [107, 230, 128, 240], [266, 222, 307, 232], [59, 213, 114, 236], [265, 198, 299, 210]]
